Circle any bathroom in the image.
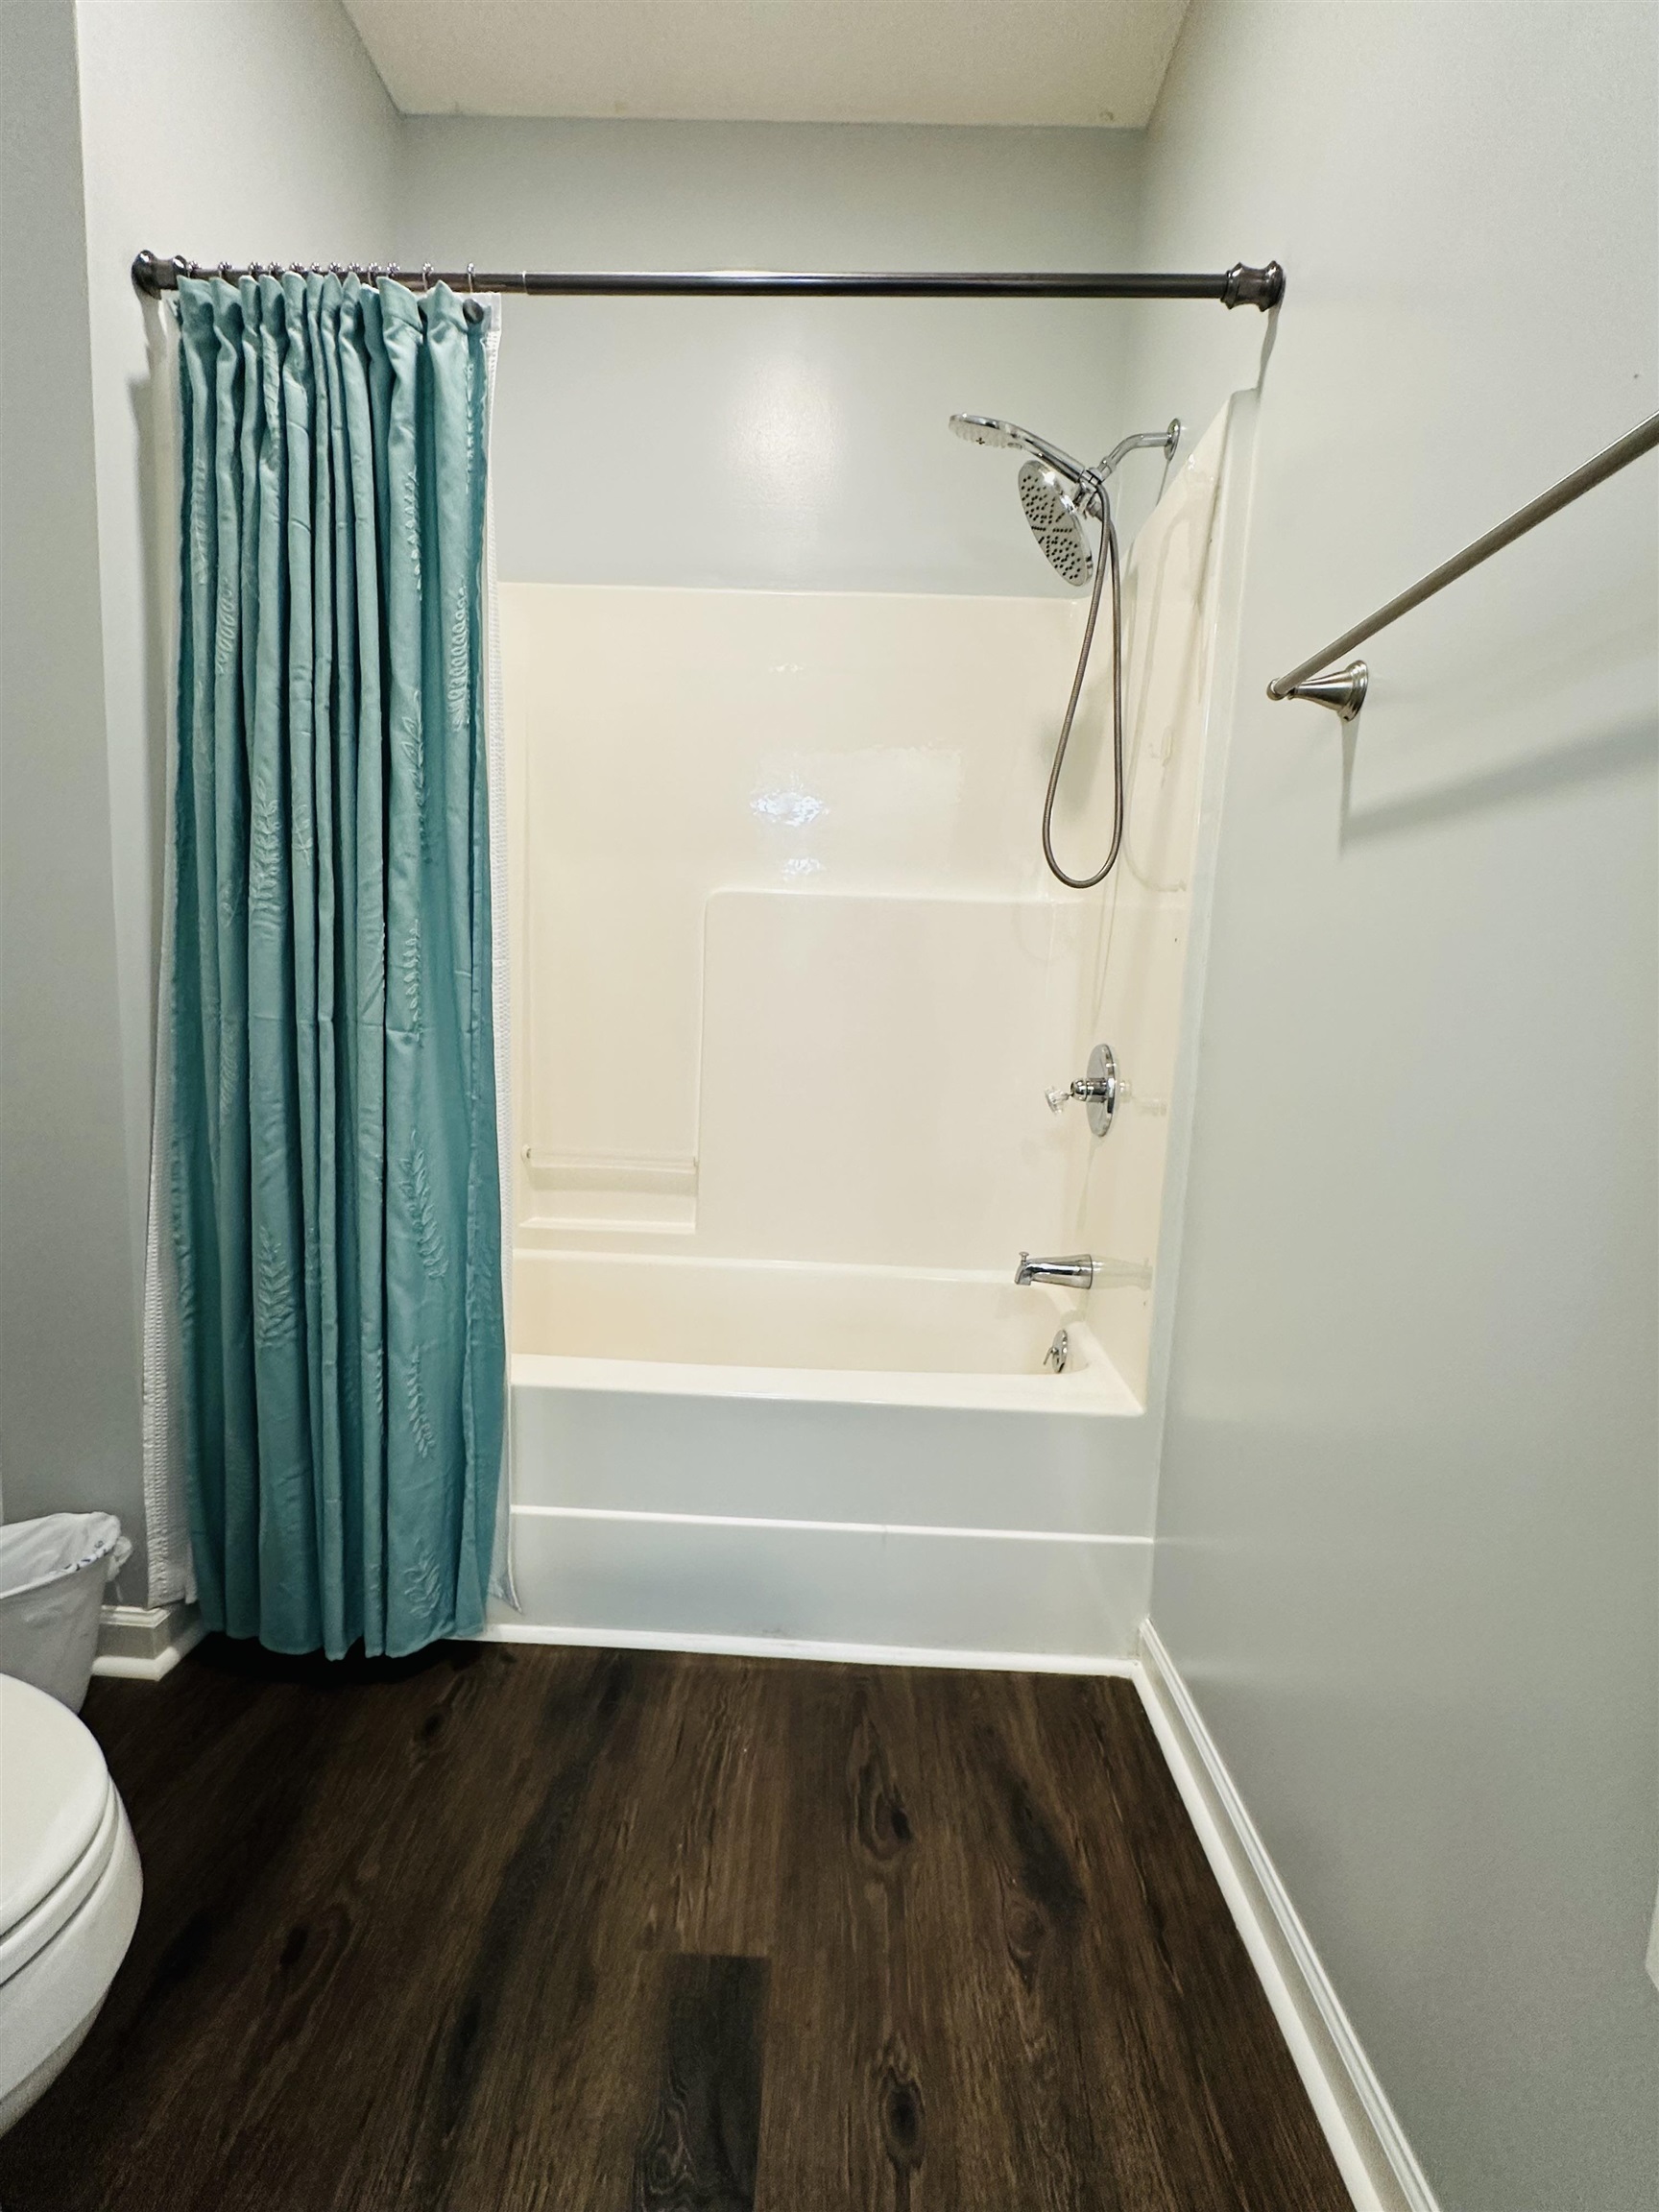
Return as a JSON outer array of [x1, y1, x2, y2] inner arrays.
[[0, 1, 1654, 2204]]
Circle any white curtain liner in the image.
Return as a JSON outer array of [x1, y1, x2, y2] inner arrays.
[[481, 296, 517, 1611], [139, 294, 190, 1608]]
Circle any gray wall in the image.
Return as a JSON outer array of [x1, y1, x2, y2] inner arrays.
[[1130, 7, 1659, 2206], [393, 117, 1146, 591], [74, 0, 400, 1407], [13, 0, 400, 1596], [0, 0, 145, 1586]]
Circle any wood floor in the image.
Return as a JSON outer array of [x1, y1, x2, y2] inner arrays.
[[0, 1639, 1351, 2212]]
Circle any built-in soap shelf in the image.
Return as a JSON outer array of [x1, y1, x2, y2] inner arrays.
[[520, 1149, 697, 1233]]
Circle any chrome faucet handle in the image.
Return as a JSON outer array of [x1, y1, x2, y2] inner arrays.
[[1045, 1043, 1119, 1137], [1047, 1076, 1113, 1111], [1047, 1046, 1119, 1107]]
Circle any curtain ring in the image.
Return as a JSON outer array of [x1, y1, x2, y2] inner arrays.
[[421, 261, 435, 291], [466, 262, 475, 295], [219, 260, 234, 281]]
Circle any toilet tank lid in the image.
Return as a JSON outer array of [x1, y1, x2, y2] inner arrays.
[[0, 1673, 111, 1936]]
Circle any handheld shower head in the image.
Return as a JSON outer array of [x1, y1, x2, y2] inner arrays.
[[949, 412, 1028, 450], [949, 413, 1091, 484]]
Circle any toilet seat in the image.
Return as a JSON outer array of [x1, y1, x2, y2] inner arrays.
[[0, 1673, 110, 1946], [0, 1778, 122, 1988], [0, 1676, 142, 2137]]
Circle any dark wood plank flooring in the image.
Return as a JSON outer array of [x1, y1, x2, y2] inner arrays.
[[0, 1639, 1351, 2211]]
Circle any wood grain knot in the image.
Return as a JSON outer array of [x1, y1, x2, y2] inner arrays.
[[878, 2061, 926, 2173], [854, 1748, 913, 1864]]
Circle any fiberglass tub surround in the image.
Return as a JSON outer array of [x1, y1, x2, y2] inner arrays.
[[513, 1254, 1139, 1406], [496, 401, 1245, 1659]]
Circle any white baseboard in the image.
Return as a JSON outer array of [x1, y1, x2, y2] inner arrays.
[[477, 1618, 1139, 1675], [1136, 1621, 1439, 2212], [91, 1601, 206, 1682]]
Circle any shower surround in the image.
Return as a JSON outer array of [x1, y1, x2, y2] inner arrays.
[[491, 400, 1251, 1663]]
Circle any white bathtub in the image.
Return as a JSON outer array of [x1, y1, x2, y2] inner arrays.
[[492, 1252, 1157, 1666], [512, 1251, 1141, 1411]]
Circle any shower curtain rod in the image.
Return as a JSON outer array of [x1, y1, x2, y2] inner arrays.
[[131, 250, 1285, 310]]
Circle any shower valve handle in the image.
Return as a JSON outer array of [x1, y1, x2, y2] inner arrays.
[[1046, 1077, 1113, 1113], [1046, 1043, 1120, 1138]]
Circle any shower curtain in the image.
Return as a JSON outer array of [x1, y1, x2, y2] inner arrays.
[[148, 273, 509, 1658]]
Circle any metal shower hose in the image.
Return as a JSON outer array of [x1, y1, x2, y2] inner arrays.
[[1042, 493, 1124, 890]]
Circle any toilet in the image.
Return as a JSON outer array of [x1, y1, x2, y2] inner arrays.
[[0, 1674, 141, 2135]]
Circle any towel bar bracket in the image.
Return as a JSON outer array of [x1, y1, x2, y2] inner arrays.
[[1278, 661, 1369, 721]]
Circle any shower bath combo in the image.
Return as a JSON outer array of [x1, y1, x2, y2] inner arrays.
[[127, 247, 1267, 1664]]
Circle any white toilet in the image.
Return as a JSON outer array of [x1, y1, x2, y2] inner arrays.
[[0, 1673, 141, 2135]]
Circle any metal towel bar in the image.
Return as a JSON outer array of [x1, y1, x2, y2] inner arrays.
[[1269, 412, 1659, 718]]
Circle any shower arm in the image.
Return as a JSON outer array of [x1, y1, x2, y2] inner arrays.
[[1095, 422, 1183, 478], [1075, 421, 1185, 515]]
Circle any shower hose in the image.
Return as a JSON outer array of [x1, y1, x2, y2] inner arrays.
[[1042, 493, 1125, 891]]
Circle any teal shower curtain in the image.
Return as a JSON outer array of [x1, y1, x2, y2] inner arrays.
[[168, 273, 505, 1658]]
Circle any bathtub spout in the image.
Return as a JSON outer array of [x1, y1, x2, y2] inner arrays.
[[1014, 1252, 1094, 1290]]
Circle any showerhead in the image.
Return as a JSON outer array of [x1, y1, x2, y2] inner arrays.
[[1018, 459, 1095, 587], [950, 411, 1101, 584], [950, 410, 1184, 589]]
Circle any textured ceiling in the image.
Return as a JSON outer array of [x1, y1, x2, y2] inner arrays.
[[340, 0, 1190, 128]]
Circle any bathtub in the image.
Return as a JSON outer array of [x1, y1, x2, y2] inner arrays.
[[513, 1250, 1141, 1410], [490, 1252, 1158, 1667]]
